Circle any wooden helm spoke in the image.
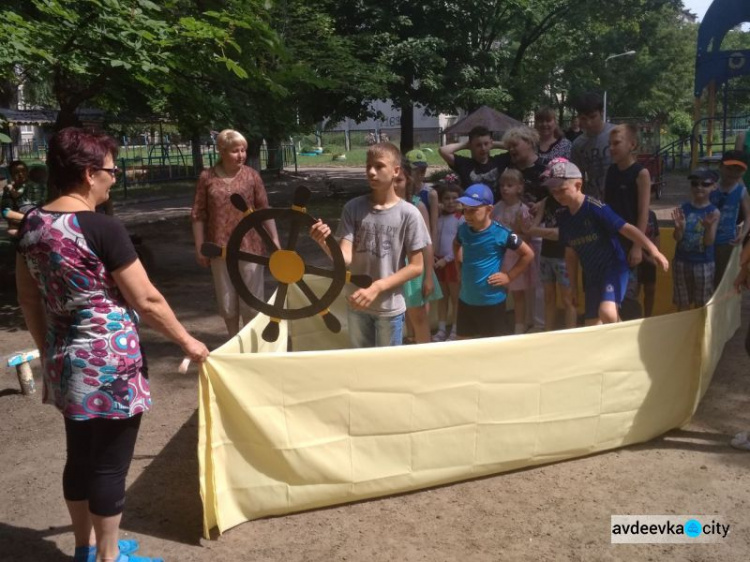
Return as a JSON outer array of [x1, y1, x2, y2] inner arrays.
[[292, 185, 311, 208], [296, 278, 319, 306], [304, 263, 336, 279], [230, 193, 250, 213], [201, 242, 224, 259], [237, 251, 269, 266], [286, 218, 302, 251], [252, 222, 279, 251]]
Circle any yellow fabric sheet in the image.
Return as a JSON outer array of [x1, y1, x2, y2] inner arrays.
[[198, 236, 740, 538]]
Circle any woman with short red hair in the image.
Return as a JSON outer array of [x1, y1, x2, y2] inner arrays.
[[16, 127, 208, 562]]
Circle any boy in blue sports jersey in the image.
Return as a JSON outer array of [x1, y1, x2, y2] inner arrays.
[[543, 158, 669, 325], [453, 183, 534, 338], [709, 150, 750, 285]]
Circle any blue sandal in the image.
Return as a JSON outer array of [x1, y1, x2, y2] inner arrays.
[[73, 539, 139, 562], [116, 554, 165, 562]]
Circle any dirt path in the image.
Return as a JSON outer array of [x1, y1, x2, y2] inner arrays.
[[1, 168, 749, 561]]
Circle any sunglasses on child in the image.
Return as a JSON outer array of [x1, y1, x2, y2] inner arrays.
[[689, 179, 714, 188]]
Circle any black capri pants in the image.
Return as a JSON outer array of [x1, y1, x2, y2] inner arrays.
[[63, 414, 142, 517]]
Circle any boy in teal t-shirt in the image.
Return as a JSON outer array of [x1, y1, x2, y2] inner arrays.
[[453, 183, 533, 338]]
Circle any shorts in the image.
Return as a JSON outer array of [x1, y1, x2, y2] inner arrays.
[[672, 260, 714, 308], [456, 299, 508, 338], [435, 259, 459, 284], [583, 269, 629, 320], [638, 261, 656, 285], [539, 256, 571, 288], [403, 260, 443, 308], [210, 258, 264, 323]]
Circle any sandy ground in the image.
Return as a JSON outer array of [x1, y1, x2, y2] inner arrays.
[[1, 168, 749, 561]]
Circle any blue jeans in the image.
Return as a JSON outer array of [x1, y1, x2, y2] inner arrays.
[[347, 309, 405, 348]]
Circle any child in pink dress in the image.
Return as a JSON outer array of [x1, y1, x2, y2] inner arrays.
[[492, 168, 533, 334]]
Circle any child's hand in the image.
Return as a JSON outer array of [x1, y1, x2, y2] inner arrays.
[[310, 219, 331, 245], [434, 257, 446, 269], [528, 199, 544, 217], [488, 272, 511, 286], [653, 251, 669, 272], [734, 268, 748, 292], [628, 245, 643, 267], [195, 250, 210, 268], [348, 282, 382, 310], [671, 207, 685, 230], [734, 267, 750, 293], [422, 273, 434, 298], [702, 210, 719, 228]]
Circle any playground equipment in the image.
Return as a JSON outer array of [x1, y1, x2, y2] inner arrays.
[[692, 0, 750, 167], [200, 185, 371, 342]]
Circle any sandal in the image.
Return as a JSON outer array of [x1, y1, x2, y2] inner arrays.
[[116, 554, 164, 562], [75, 539, 139, 562], [730, 432, 750, 451], [431, 329, 447, 342]]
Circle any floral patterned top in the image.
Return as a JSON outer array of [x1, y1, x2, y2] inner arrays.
[[191, 165, 271, 254], [17, 208, 151, 420]]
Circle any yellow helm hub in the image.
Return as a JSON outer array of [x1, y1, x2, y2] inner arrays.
[[269, 250, 305, 284]]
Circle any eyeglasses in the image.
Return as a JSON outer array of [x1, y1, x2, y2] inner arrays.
[[689, 180, 713, 188], [95, 166, 119, 178]]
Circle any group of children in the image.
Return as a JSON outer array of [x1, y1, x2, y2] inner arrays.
[[672, 150, 750, 310], [310, 137, 666, 349]]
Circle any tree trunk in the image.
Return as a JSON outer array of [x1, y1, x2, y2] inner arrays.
[[247, 138, 262, 171], [191, 132, 203, 173], [266, 137, 281, 175], [400, 103, 414, 153], [54, 102, 82, 131]]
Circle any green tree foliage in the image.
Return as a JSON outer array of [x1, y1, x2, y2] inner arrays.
[[0, 0, 274, 129]]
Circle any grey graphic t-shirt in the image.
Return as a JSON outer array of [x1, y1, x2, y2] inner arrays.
[[570, 123, 614, 199], [336, 196, 430, 316]]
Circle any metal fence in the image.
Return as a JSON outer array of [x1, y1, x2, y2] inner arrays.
[[309, 127, 442, 150], [4, 141, 297, 198]]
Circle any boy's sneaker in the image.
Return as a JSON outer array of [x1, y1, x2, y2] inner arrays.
[[431, 329, 447, 342], [447, 330, 458, 341]]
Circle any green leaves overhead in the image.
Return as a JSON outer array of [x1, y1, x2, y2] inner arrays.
[[0, 0, 720, 145], [0, 0, 278, 128]]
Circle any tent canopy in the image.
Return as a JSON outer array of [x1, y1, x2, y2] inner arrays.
[[443, 105, 523, 136]]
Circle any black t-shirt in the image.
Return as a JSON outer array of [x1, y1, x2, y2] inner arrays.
[[540, 196, 566, 259], [604, 162, 644, 254], [565, 129, 583, 143], [604, 162, 643, 225], [451, 153, 510, 193], [73, 211, 137, 272], [516, 159, 548, 205]]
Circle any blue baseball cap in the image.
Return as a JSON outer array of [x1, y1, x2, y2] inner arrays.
[[457, 183, 494, 206]]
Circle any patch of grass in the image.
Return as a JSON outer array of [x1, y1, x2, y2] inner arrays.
[[295, 144, 448, 168], [110, 180, 196, 202], [294, 144, 506, 169]]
